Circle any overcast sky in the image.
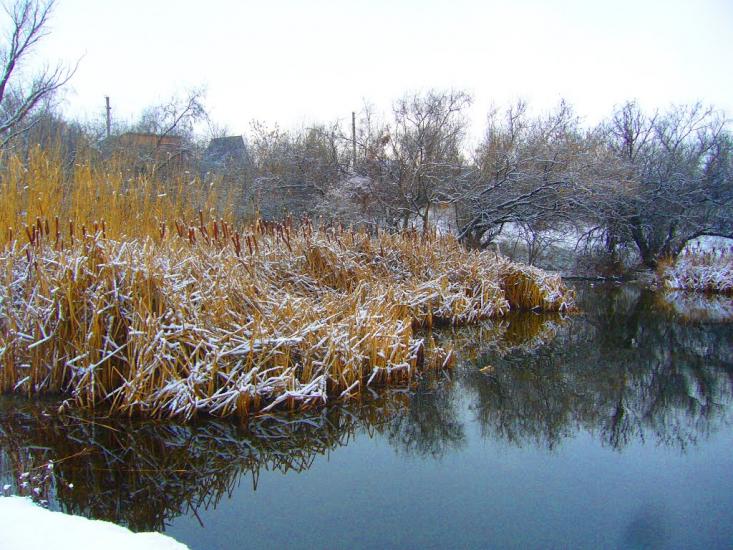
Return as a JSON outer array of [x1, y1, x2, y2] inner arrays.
[[27, 0, 733, 138]]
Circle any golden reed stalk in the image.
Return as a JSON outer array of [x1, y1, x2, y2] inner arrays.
[[0, 149, 574, 419]]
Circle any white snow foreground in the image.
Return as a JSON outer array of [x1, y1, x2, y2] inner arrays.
[[0, 496, 189, 550]]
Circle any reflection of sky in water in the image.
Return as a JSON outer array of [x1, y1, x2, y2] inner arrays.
[[168, 400, 733, 549], [2, 283, 732, 549]]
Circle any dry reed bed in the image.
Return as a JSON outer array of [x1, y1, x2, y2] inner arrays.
[[660, 248, 733, 294], [1, 213, 574, 419]]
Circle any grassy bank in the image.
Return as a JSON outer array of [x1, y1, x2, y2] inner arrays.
[[0, 151, 574, 419]]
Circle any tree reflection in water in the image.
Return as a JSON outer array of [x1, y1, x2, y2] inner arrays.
[[0, 283, 731, 531], [384, 372, 466, 459], [461, 284, 733, 451]]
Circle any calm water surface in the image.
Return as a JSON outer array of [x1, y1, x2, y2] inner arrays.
[[1, 283, 732, 549]]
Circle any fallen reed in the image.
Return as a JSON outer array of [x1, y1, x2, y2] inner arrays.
[[0, 150, 575, 419]]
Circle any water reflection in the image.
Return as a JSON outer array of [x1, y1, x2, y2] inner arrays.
[[385, 374, 466, 459], [0, 283, 731, 533], [1, 393, 415, 531], [659, 290, 733, 323], [462, 285, 733, 451]]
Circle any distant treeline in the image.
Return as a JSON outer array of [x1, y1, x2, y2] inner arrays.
[[3, 90, 732, 269]]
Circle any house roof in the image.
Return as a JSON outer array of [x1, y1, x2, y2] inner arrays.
[[205, 136, 246, 158]]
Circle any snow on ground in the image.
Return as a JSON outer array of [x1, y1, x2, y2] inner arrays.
[[0, 496, 189, 550], [494, 222, 590, 252], [683, 235, 733, 253]]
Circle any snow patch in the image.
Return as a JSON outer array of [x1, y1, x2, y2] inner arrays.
[[0, 496, 189, 550], [683, 236, 733, 253]]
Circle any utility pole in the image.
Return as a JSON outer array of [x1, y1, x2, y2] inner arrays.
[[351, 111, 357, 172], [105, 96, 111, 139]]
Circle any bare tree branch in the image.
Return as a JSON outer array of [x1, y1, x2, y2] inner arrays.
[[0, 0, 75, 148]]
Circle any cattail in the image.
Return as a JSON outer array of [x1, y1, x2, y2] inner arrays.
[[233, 232, 241, 256], [1, 193, 578, 419]]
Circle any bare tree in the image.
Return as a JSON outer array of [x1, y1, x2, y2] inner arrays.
[[249, 120, 348, 219], [327, 102, 395, 226], [456, 100, 591, 248], [355, 90, 471, 230], [112, 88, 210, 177], [0, 0, 75, 148], [599, 101, 732, 267], [135, 88, 208, 146]]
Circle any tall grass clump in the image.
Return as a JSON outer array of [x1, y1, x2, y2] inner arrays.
[[0, 149, 575, 420], [658, 246, 733, 295], [0, 145, 229, 243]]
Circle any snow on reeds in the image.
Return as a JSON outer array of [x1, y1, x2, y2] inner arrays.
[[0, 151, 574, 419], [0, 223, 574, 418], [659, 247, 733, 294], [499, 263, 572, 311]]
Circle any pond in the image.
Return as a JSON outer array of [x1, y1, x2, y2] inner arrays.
[[1, 283, 732, 549]]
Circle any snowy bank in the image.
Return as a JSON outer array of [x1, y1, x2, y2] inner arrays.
[[0, 496, 188, 550], [660, 250, 733, 294]]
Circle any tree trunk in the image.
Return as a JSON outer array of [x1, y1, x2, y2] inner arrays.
[[629, 217, 659, 268]]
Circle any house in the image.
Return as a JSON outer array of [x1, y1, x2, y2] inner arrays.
[[204, 135, 246, 161], [105, 132, 191, 176], [117, 132, 185, 155], [202, 135, 248, 172]]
